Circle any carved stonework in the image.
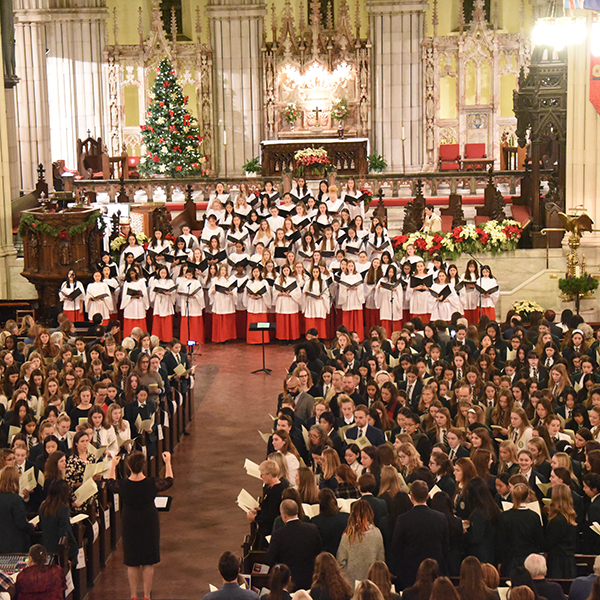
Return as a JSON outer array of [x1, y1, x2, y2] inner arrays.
[[422, 0, 530, 170], [262, 0, 370, 140], [105, 0, 214, 170]]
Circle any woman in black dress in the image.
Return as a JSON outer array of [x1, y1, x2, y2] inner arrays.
[[108, 450, 173, 600]]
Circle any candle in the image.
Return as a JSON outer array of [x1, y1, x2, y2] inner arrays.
[[402, 126, 405, 140], [223, 130, 227, 146]]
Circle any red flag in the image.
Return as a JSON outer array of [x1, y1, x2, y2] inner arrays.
[[591, 54, 600, 115]]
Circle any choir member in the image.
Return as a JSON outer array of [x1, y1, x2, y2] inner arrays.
[[244, 266, 272, 344], [119, 233, 145, 268], [147, 229, 172, 265], [178, 267, 205, 346], [408, 260, 433, 324], [376, 264, 404, 337], [210, 264, 237, 343], [364, 257, 383, 332], [430, 271, 461, 322], [85, 271, 115, 326], [341, 177, 364, 221], [120, 269, 150, 338], [461, 259, 479, 323], [274, 265, 302, 341], [302, 266, 331, 339], [476, 265, 500, 322], [149, 265, 177, 342], [338, 260, 365, 340], [59, 269, 85, 322], [180, 224, 200, 251]]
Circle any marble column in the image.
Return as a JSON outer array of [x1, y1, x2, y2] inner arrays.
[[565, 16, 600, 247], [13, 0, 52, 192], [207, 0, 266, 177], [45, 0, 108, 171], [366, 0, 428, 173]]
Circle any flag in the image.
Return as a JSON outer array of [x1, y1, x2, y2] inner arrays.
[[590, 54, 600, 116], [565, 0, 583, 7], [584, 0, 600, 9]]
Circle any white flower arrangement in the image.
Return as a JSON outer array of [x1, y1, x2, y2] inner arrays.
[[512, 300, 544, 316]]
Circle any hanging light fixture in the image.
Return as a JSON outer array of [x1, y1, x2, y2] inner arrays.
[[531, 0, 589, 51]]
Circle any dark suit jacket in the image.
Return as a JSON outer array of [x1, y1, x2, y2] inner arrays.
[[391, 505, 449, 589], [310, 512, 348, 556], [583, 495, 600, 554], [345, 424, 386, 447], [0, 492, 35, 553], [498, 508, 544, 576], [293, 391, 315, 423], [448, 444, 470, 463], [397, 380, 424, 411], [203, 582, 259, 600], [355, 494, 388, 530], [532, 579, 567, 600], [265, 519, 322, 590]]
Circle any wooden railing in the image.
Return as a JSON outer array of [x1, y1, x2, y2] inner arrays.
[[70, 169, 545, 202]]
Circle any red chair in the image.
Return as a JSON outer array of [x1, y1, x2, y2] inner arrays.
[[438, 144, 461, 171], [127, 156, 141, 179], [464, 143, 487, 160]]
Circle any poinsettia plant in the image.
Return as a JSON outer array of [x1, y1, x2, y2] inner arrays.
[[392, 220, 523, 260]]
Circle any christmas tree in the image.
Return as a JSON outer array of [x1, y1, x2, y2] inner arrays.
[[138, 58, 206, 177]]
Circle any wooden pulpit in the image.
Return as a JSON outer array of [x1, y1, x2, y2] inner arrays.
[[20, 206, 104, 316]]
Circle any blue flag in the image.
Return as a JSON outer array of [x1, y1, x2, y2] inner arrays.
[[565, 0, 583, 7]]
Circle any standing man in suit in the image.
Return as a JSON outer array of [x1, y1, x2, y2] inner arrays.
[[583, 473, 600, 555], [203, 551, 259, 600], [397, 366, 423, 411], [284, 376, 314, 423], [329, 373, 365, 418], [344, 405, 386, 447], [391, 480, 449, 589], [265, 499, 322, 591]]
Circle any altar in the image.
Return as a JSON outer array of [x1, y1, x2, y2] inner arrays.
[[261, 138, 369, 178]]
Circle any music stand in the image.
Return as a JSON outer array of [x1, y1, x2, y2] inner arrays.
[[249, 322, 276, 375]]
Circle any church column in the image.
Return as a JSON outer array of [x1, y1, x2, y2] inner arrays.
[[207, 0, 266, 177], [565, 16, 600, 247], [0, 21, 18, 297], [45, 0, 108, 170], [366, 0, 428, 173], [13, 0, 52, 193]]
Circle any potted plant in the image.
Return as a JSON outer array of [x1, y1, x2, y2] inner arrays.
[[511, 300, 544, 325], [559, 274, 599, 315], [283, 103, 301, 131], [242, 157, 261, 177], [331, 99, 350, 138], [294, 147, 333, 179], [368, 151, 387, 173]]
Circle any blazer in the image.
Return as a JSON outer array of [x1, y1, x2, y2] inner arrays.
[[310, 512, 349, 556], [265, 519, 322, 591], [355, 494, 388, 530], [391, 505, 449, 589], [293, 391, 315, 423], [345, 424, 386, 447], [0, 492, 35, 553], [583, 495, 600, 555], [498, 508, 544, 576], [203, 582, 259, 600]]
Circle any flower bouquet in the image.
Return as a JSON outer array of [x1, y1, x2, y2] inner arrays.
[[330, 98, 349, 122], [294, 147, 332, 178], [512, 300, 545, 319], [283, 103, 301, 130]]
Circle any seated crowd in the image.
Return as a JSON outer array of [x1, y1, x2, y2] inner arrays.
[[0, 316, 191, 596], [228, 308, 600, 599]]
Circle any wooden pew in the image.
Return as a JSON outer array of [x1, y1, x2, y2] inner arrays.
[[71, 522, 88, 600]]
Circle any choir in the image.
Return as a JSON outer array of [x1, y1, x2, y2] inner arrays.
[[59, 180, 499, 346]]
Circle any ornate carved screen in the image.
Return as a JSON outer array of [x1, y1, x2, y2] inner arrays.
[[422, 0, 530, 170], [262, 0, 371, 140], [105, 0, 214, 168]]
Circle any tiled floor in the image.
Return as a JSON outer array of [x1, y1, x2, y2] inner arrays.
[[88, 341, 294, 600]]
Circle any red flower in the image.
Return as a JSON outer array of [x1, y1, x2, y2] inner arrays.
[[163, 82, 170, 88], [140, 125, 147, 131], [143, 242, 149, 250], [58, 230, 69, 240], [153, 155, 159, 162], [415, 238, 428, 251], [176, 166, 182, 172], [451, 227, 464, 242], [169, 110, 174, 117]]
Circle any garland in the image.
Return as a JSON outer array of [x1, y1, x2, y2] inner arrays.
[[18, 210, 106, 239], [392, 220, 523, 261]]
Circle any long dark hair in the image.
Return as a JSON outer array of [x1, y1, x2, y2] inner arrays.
[[411, 558, 440, 600], [266, 564, 291, 600], [464, 476, 501, 523], [39, 479, 70, 518]]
